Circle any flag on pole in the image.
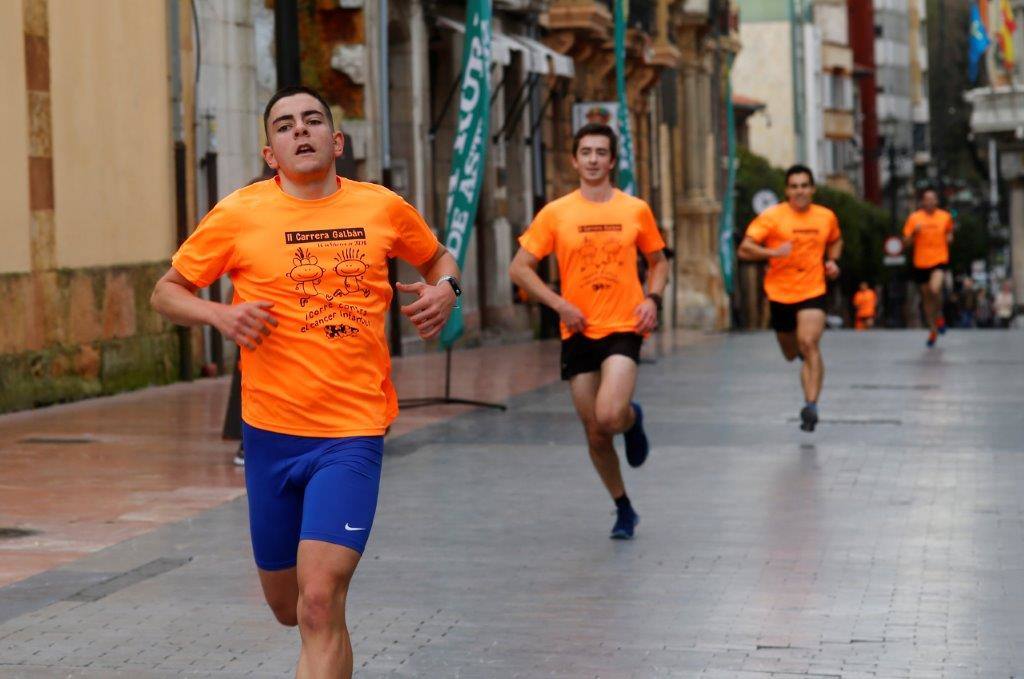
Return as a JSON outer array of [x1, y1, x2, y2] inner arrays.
[[997, 0, 1017, 72], [969, 2, 992, 82], [438, 0, 492, 348], [613, 0, 637, 196]]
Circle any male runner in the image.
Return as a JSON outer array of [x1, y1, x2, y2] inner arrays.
[[903, 187, 953, 346], [738, 165, 842, 432], [509, 122, 668, 540], [151, 86, 460, 678], [852, 281, 877, 330]]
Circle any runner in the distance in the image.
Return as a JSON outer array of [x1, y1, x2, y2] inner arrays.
[[509, 122, 668, 540], [903, 187, 953, 346], [852, 281, 877, 330], [151, 86, 460, 678], [738, 165, 842, 432]]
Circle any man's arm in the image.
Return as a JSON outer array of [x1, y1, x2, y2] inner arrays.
[[903, 221, 918, 248], [395, 245, 461, 340], [509, 247, 586, 333], [737, 237, 791, 262], [824, 238, 843, 280], [150, 267, 277, 350], [634, 249, 669, 333]]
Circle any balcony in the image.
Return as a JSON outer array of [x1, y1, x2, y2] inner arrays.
[[824, 110, 855, 139], [966, 85, 1024, 134]]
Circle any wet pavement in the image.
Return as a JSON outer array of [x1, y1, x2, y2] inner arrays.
[[0, 329, 1022, 678]]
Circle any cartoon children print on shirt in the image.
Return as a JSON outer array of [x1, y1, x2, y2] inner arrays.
[[576, 224, 625, 292], [333, 247, 371, 298], [285, 245, 373, 308], [286, 247, 325, 307]]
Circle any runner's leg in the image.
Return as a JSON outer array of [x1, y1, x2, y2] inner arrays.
[[570, 372, 625, 499], [927, 269, 944, 331], [795, 309, 826, 403], [258, 568, 299, 626], [775, 331, 801, 362], [295, 540, 361, 679], [594, 355, 639, 435]]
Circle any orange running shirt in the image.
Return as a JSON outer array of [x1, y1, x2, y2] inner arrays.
[[745, 202, 841, 304], [172, 177, 441, 437], [518, 189, 666, 340], [853, 289, 877, 319], [903, 209, 953, 268]]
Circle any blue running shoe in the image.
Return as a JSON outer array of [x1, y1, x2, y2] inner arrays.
[[610, 506, 639, 540], [799, 404, 818, 432], [624, 402, 649, 468]]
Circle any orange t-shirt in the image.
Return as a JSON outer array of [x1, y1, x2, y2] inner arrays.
[[903, 209, 953, 268], [853, 289, 877, 319], [745, 203, 841, 304], [172, 177, 441, 437], [518, 189, 666, 340]]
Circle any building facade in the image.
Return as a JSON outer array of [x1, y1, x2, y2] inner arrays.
[[732, 0, 859, 193]]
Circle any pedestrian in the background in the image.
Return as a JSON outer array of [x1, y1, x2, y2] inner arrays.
[[994, 280, 1015, 328], [903, 188, 954, 346], [976, 285, 994, 328], [959, 277, 978, 328], [852, 281, 877, 330]]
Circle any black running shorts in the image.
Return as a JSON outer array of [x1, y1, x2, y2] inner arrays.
[[769, 295, 827, 334], [912, 264, 946, 285], [560, 332, 643, 381]]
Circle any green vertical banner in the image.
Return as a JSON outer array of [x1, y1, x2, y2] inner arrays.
[[614, 0, 637, 195], [439, 0, 492, 347], [718, 54, 737, 294]]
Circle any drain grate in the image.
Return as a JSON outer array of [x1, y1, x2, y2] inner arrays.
[[850, 384, 938, 391], [0, 527, 40, 539], [18, 435, 97, 445]]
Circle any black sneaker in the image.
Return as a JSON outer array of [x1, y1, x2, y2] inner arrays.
[[233, 445, 245, 467], [610, 506, 639, 540], [623, 402, 649, 468], [799, 405, 818, 432]]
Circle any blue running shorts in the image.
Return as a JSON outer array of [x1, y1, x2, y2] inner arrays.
[[242, 423, 384, 570]]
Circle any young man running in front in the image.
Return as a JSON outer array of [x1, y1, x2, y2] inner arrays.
[[738, 165, 842, 432], [151, 86, 460, 678], [509, 123, 668, 540], [903, 187, 954, 346]]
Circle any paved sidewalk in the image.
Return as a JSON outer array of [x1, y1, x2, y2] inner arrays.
[[1, 329, 1022, 677]]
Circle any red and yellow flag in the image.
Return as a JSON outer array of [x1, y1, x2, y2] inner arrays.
[[998, 0, 1017, 71]]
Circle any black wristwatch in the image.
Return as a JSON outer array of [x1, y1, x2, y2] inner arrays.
[[437, 275, 462, 297], [645, 292, 663, 310]]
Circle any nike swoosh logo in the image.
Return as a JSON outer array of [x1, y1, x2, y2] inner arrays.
[[344, 523, 366, 531]]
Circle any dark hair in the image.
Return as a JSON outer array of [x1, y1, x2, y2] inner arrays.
[[785, 164, 815, 186], [572, 123, 618, 160], [918, 186, 938, 200], [263, 86, 334, 136]]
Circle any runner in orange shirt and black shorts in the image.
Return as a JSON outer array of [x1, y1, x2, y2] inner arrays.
[[510, 123, 669, 540], [739, 165, 843, 432], [852, 282, 877, 330], [903, 187, 954, 347], [151, 87, 461, 678]]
